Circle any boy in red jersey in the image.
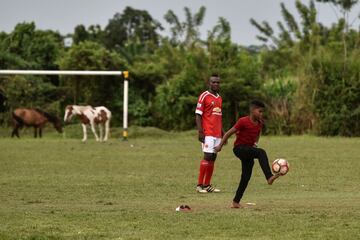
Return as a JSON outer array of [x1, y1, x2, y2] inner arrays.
[[214, 100, 280, 207], [195, 74, 223, 193]]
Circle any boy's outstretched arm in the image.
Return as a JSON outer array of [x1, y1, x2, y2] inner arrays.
[[214, 127, 237, 152]]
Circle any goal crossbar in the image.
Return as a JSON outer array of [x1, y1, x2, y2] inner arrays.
[[0, 70, 123, 76]]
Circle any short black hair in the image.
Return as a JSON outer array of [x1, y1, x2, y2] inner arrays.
[[210, 73, 219, 78], [250, 99, 265, 108]]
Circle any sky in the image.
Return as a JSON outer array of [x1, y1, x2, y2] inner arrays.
[[0, 0, 360, 46]]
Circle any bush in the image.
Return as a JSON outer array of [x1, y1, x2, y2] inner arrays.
[[304, 49, 360, 136]]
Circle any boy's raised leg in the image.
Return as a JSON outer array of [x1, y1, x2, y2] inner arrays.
[[254, 147, 278, 184]]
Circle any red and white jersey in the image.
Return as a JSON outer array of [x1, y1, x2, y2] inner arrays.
[[195, 91, 222, 137]]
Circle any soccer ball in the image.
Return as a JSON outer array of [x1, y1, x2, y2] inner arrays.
[[272, 159, 289, 176]]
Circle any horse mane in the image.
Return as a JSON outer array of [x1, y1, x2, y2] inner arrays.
[[34, 108, 60, 123]]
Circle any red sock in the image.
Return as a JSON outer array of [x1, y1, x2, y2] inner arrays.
[[197, 160, 208, 186], [204, 161, 215, 186]]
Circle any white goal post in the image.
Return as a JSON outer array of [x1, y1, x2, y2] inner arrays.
[[0, 69, 130, 140]]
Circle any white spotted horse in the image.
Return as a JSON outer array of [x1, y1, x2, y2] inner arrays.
[[11, 108, 63, 138], [64, 105, 112, 142]]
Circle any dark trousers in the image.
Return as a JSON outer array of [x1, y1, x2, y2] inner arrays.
[[232, 145, 273, 203]]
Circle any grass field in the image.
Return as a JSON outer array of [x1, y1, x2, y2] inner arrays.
[[0, 127, 359, 239]]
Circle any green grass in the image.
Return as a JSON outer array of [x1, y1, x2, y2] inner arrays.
[[0, 128, 359, 239]]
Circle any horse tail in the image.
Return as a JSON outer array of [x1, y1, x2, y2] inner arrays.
[[12, 111, 24, 127]]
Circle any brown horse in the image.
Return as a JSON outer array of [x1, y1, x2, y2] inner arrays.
[[11, 108, 63, 138]]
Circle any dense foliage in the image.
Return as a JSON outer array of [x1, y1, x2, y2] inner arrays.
[[0, 0, 359, 135]]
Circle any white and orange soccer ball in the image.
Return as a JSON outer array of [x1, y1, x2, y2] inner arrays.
[[272, 158, 289, 176]]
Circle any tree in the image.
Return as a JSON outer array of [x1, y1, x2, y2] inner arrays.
[[316, 0, 359, 62], [250, 0, 320, 50], [0, 22, 63, 70], [207, 17, 231, 43], [72, 24, 106, 45], [164, 6, 206, 46], [104, 7, 163, 50], [73, 25, 89, 44]]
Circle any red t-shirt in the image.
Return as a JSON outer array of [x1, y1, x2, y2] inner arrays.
[[233, 116, 263, 147], [195, 91, 222, 137]]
